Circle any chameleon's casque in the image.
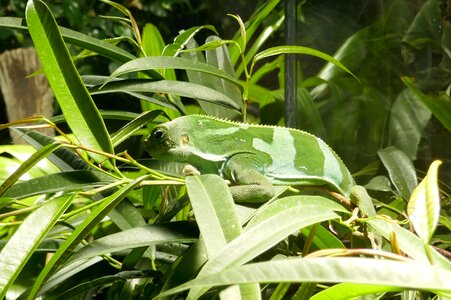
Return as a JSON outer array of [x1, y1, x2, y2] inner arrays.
[[146, 115, 354, 201]]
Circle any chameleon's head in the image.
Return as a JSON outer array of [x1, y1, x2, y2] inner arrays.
[[145, 117, 190, 161]]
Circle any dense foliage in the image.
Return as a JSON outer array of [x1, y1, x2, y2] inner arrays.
[[0, 0, 450, 298]]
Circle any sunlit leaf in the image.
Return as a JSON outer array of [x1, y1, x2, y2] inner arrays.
[[0, 143, 61, 196], [407, 160, 442, 242]]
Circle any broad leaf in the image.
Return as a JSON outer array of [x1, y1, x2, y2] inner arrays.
[[388, 89, 431, 159], [186, 175, 241, 253], [378, 146, 418, 200]]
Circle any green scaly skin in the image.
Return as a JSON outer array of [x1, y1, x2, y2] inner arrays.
[[145, 115, 356, 202]]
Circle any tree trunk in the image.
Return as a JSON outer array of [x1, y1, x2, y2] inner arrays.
[[0, 47, 54, 144]]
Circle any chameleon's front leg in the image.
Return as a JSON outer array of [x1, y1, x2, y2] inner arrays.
[[223, 155, 275, 203]]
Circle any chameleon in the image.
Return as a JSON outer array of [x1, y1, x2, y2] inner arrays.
[[145, 114, 380, 248], [145, 114, 356, 204]]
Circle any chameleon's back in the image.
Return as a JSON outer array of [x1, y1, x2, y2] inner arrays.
[[147, 115, 354, 196]]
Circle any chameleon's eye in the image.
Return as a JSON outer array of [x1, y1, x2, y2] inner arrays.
[[152, 128, 165, 141]]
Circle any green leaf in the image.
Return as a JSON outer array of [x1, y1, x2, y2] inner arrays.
[[251, 45, 358, 81], [58, 222, 198, 266], [0, 17, 136, 63], [236, 14, 284, 78], [182, 36, 243, 119], [188, 196, 344, 299], [142, 23, 167, 57], [300, 225, 345, 250], [186, 175, 259, 300], [3, 170, 115, 200], [402, 77, 451, 133], [388, 89, 431, 159], [0, 143, 61, 197], [111, 110, 163, 147], [27, 175, 149, 298], [368, 218, 451, 268], [407, 160, 442, 242], [377, 146, 418, 200], [162, 25, 218, 57], [402, 0, 442, 48], [158, 257, 451, 298], [26, 0, 113, 164], [229, 0, 282, 64], [0, 197, 15, 209], [311, 283, 400, 300], [140, 23, 180, 118], [104, 56, 242, 91], [92, 79, 241, 111], [203, 36, 243, 119], [15, 129, 89, 171], [0, 193, 74, 297], [160, 241, 207, 293], [186, 175, 241, 253]]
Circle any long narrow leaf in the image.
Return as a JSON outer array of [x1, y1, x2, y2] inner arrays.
[[15, 129, 89, 171], [368, 218, 450, 268], [0, 142, 61, 196], [186, 175, 259, 300], [252, 45, 358, 81], [0, 193, 75, 297], [57, 222, 198, 265], [111, 110, 163, 147], [92, 79, 241, 111], [0, 16, 136, 63], [158, 257, 451, 298], [311, 283, 401, 300], [186, 175, 241, 254], [104, 56, 242, 90], [189, 196, 344, 299], [229, 0, 282, 64], [27, 175, 149, 298], [26, 0, 113, 164], [3, 170, 115, 200], [402, 76, 451, 133]]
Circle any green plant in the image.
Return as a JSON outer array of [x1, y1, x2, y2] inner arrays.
[[0, 0, 450, 299]]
